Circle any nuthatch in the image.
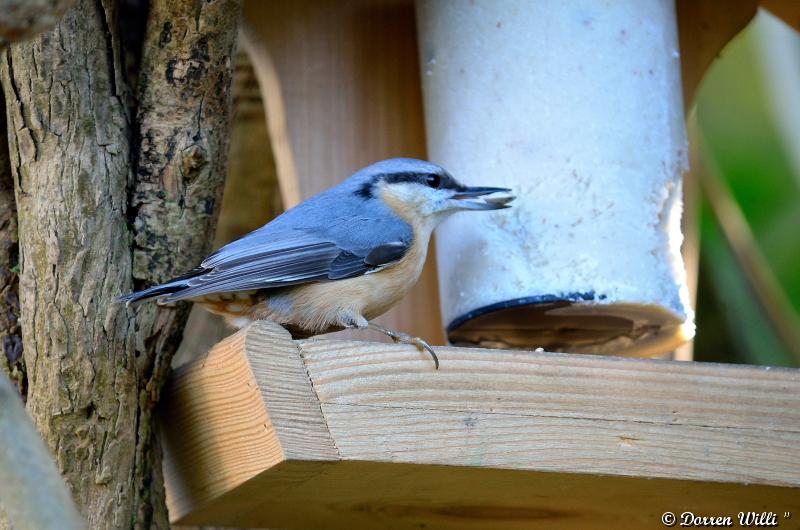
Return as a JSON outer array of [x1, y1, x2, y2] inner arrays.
[[119, 158, 514, 367]]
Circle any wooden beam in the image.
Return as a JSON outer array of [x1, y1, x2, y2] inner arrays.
[[161, 321, 800, 528]]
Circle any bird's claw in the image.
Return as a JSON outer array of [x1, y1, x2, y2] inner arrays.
[[389, 332, 439, 370], [367, 322, 440, 369]]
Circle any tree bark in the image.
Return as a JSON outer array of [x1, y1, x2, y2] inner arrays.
[[132, 0, 241, 287], [1, 0, 75, 403], [174, 42, 283, 368], [128, 0, 241, 526], [0, 86, 23, 396]]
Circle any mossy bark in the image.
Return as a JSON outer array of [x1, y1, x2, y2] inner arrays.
[[0, 0, 241, 527]]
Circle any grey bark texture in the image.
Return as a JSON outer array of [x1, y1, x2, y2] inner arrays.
[[0, 0, 75, 50], [0, 87, 23, 395], [132, 0, 241, 286], [0, 0, 241, 527], [0, 371, 85, 530]]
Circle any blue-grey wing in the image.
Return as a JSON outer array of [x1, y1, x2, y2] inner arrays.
[[157, 202, 413, 303]]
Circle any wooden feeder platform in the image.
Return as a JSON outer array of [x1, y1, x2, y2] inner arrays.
[[161, 321, 800, 529]]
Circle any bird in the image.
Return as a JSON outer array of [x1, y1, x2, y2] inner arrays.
[[118, 158, 514, 368]]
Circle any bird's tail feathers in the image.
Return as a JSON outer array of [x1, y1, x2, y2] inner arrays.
[[114, 281, 188, 308]]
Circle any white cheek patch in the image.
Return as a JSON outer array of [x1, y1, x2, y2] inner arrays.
[[389, 182, 426, 202], [378, 181, 454, 225]]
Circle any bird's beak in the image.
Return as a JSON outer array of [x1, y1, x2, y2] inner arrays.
[[449, 186, 516, 210]]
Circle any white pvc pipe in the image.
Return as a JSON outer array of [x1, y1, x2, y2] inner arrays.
[[417, 0, 694, 356]]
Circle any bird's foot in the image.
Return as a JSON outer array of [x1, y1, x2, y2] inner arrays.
[[368, 322, 439, 369]]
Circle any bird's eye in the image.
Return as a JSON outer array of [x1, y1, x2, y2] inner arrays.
[[426, 174, 441, 188]]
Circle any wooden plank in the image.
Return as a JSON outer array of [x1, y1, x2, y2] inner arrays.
[[761, 0, 800, 31], [298, 339, 799, 433], [161, 329, 282, 522], [162, 321, 800, 528], [181, 461, 800, 530], [676, 2, 799, 106], [297, 337, 800, 487], [246, 318, 339, 461], [676, 0, 759, 108]]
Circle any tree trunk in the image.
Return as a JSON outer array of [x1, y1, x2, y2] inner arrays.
[[0, 0, 140, 526], [1, 0, 78, 405], [0, 0, 240, 527], [128, 0, 242, 373]]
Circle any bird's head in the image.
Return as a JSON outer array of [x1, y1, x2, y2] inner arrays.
[[352, 158, 515, 223]]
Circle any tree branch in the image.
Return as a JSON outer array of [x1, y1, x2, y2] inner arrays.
[[127, 0, 242, 525]]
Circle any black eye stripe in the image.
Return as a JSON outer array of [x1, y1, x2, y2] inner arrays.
[[354, 168, 460, 200], [382, 171, 458, 189]]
